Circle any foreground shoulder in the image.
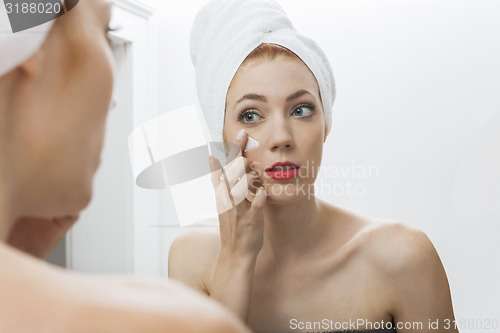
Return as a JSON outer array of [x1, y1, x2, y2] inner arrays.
[[0, 245, 248, 333], [87, 278, 250, 333]]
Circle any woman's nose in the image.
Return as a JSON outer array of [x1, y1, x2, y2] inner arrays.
[[268, 118, 294, 152]]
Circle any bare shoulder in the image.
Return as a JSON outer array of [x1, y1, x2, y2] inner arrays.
[[76, 277, 250, 333], [170, 226, 221, 251], [169, 226, 221, 265], [357, 220, 437, 270], [356, 219, 445, 286], [76, 275, 250, 333], [318, 202, 441, 278], [320, 202, 435, 265], [348, 218, 457, 323], [168, 227, 221, 291], [0, 244, 248, 333]]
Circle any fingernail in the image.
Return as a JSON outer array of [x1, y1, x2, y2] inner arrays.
[[261, 187, 268, 197], [244, 136, 259, 152], [236, 129, 246, 141]]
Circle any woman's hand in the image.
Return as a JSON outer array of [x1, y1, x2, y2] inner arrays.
[[208, 129, 267, 322], [209, 129, 267, 260], [7, 214, 79, 259]]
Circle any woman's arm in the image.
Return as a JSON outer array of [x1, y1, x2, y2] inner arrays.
[[169, 228, 260, 322], [169, 230, 216, 294], [169, 130, 267, 323]]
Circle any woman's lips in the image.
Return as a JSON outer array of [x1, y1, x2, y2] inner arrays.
[[264, 161, 300, 180], [265, 167, 300, 180]]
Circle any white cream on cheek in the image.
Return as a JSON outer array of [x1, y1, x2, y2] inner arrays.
[[244, 135, 259, 152]]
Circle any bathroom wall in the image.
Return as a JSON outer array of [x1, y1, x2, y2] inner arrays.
[[62, 0, 165, 276]]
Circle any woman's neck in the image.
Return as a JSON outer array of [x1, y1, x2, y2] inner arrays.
[[261, 192, 329, 262]]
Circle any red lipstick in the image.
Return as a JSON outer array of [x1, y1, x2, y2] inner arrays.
[[265, 161, 300, 180]]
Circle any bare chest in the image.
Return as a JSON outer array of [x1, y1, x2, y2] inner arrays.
[[247, 257, 393, 333]]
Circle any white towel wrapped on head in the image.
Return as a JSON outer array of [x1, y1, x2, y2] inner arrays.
[[0, 0, 54, 77], [190, 0, 336, 143]]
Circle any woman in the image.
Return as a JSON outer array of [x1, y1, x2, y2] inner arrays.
[[0, 0, 248, 332], [169, 1, 458, 333]]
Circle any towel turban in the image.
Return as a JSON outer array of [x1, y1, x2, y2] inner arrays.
[[0, 0, 55, 77], [190, 0, 336, 143]]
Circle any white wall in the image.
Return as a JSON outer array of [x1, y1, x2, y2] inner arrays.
[[68, 41, 134, 274], [67, 0, 165, 277], [154, 0, 500, 329]]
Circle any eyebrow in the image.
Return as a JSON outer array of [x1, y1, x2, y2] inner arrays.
[[236, 93, 267, 105], [285, 89, 313, 102], [235, 89, 313, 106]]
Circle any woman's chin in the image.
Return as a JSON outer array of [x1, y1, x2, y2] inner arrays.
[[264, 182, 314, 204], [58, 178, 94, 213]]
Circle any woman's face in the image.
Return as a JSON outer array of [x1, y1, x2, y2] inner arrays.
[[9, 0, 114, 217], [225, 56, 326, 204]]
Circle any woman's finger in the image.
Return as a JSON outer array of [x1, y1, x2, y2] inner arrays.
[[245, 171, 261, 202], [251, 186, 267, 211], [234, 129, 248, 158], [226, 153, 252, 171], [214, 182, 234, 215], [226, 129, 248, 162], [230, 171, 261, 206], [245, 191, 256, 203], [223, 156, 249, 188], [230, 173, 250, 206], [211, 155, 236, 213], [209, 155, 223, 187]]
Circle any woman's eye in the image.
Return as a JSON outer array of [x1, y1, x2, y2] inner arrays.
[[292, 104, 314, 118], [239, 111, 263, 124]]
